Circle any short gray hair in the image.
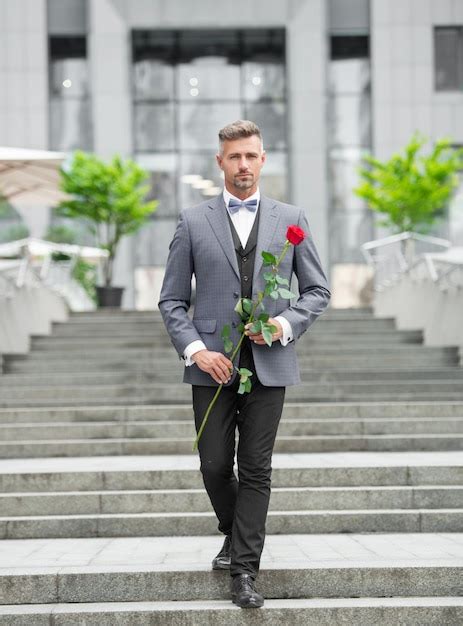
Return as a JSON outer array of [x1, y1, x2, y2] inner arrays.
[[218, 120, 263, 154]]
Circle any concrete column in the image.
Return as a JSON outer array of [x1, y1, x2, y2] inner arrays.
[[287, 0, 329, 270], [88, 0, 135, 307]]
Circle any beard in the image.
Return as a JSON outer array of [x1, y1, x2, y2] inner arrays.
[[233, 174, 254, 190]]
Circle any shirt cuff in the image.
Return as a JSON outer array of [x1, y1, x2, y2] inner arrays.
[[183, 340, 207, 366], [275, 315, 293, 346]]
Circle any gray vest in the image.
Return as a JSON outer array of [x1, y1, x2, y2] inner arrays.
[[226, 208, 261, 369]]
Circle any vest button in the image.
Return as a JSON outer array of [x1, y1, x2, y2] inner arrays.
[[233, 291, 239, 298], [243, 257, 247, 262], [243, 276, 249, 281]]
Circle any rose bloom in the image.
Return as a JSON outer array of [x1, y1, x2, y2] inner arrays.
[[286, 225, 306, 245]]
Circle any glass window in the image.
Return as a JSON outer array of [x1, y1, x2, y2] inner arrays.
[[244, 102, 286, 150], [434, 27, 463, 91], [242, 62, 285, 101], [177, 60, 240, 101], [133, 60, 175, 101], [49, 98, 92, 151], [134, 103, 176, 152], [260, 151, 287, 201], [178, 103, 241, 151], [330, 35, 369, 60], [328, 94, 371, 148], [50, 57, 88, 98], [136, 154, 178, 218], [49, 35, 91, 150], [179, 152, 223, 207]]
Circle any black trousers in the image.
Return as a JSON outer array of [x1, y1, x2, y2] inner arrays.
[[192, 346, 285, 578]]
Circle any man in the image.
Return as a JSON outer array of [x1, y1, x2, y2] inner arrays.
[[159, 120, 330, 609]]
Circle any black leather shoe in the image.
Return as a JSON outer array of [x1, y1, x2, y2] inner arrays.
[[231, 574, 264, 608], [212, 535, 232, 570]]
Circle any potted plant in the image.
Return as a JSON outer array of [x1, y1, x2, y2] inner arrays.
[[354, 133, 463, 257], [57, 151, 158, 307]]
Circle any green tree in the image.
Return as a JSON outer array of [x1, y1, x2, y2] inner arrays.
[[56, 151, 158, 286], [354, 134, 463, 233]]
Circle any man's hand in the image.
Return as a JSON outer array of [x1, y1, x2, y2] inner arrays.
[[245, 318, 282, 345], [192, 350, 233, 384]]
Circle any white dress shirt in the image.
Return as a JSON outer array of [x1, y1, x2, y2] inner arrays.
[[183, 188, 293, 366]]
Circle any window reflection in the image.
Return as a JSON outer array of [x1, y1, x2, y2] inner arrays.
[[133, 60, 174, 101], [50, 98, 92, 151], [178, 103, 241, 151], [177, 60, 240, 101], [134, 103, 176, 152]]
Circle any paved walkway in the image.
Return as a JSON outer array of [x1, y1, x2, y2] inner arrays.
[[1, 533, 462, 573], [0, 451, 462, 474]]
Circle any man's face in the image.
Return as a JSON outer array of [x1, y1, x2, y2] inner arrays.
[[216, 135, 266, 198]]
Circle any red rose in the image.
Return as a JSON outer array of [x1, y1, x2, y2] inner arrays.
[[286, 225, 306, 246]]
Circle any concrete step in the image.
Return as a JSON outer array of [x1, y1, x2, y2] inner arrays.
[[1, 380, 463, 401], [0, 534, 461, 604], [2, 367, 463, 387], [2, 417, 463, 441], [2, 507, 463, 539], [1, 433, 462, 457], [0, 452, 460, 491], [2, 368, 463, 386], [14, 344, 456, 358], [0, 401, 462, 423], [5, 354, 459, 374], [1, 598, 463, 626], [4, 597, 463, 625], [1, 485, 462, 517], [29, 332, 424, 348], [4, 393, 463, 409]]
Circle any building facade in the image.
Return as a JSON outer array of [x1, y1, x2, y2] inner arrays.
[[1, 0, 463, 307]]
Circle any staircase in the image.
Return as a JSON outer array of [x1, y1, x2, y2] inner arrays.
[[0, 308, 462, 624]]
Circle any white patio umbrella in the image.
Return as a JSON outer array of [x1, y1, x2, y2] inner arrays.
[[0, 146, 67, 207]]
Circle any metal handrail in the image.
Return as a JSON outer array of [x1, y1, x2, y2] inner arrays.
[[361, 231, 453, 291]]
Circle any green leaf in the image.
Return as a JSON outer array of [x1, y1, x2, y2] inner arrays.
[[237, 322, 245, 333], [221, 324, 231, 339], [270, 290, 279, 300], [258, 312, 270, 322], [223, 338, 233, 354], [262, 325, 273, 347], [275, 274, 289, 286], [234, 300, 244, 317], [261, 251, 276, 265], [267, 324, 278, 334], [249, 320, 262, 334], [264, 283, 274, 297], [238, 368, 253, 377], [263, 272, 274, 281], [242, 298, 253, 315], [238, 382, 246, 394], [278, 288, 296, 299], [244, 378, 252, 393]]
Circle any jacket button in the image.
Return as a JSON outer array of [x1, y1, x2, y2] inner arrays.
[[233, 291, 239, 298], [243, 257, 247, 262], [243, 276, 249, 282], [232, 322, 237, 328]]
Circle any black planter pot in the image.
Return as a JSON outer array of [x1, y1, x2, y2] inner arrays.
[[96, 286, 125, 308]]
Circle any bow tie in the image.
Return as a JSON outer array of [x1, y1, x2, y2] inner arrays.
[[228, 197, 258, 214]]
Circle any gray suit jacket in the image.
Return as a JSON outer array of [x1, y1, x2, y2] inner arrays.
[[158, 194, 331, 386]]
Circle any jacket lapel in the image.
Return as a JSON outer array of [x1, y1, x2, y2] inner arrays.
[[252, 194, 280, 288], [206, 194, 240, 281]]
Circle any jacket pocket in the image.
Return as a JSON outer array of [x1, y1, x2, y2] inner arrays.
[[193, 318, 217, 333]]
